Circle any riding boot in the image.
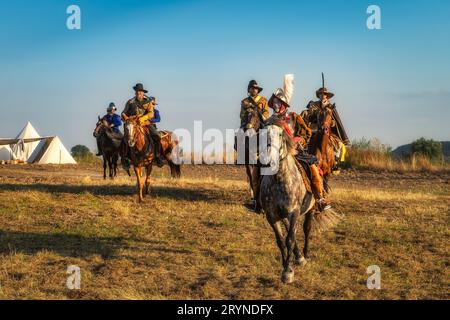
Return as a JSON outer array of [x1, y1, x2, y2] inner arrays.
[[96, 137, 103, 156], [310, 164, 331, 212]]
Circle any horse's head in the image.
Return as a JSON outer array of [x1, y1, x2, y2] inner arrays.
[[123, 119, 137, 147], [318, 108, 333, 137], [264, 124, 297, 168], [244, 107, 264, 132], [93, 116, 107, 138]]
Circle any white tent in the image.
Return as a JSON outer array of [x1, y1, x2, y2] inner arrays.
[[28, 136, 76, 164], [0, 145, 17, 161], [12, 122, 41, 161]]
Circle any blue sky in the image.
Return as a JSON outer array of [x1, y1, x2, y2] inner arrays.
[[0, 0, 449, 151]]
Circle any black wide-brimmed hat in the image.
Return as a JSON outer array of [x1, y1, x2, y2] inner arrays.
[[316, 87, 334, 99], [133, 83, 148, 93], [247, 80, 263, 93]]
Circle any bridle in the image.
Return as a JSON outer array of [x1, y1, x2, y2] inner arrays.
[[245, 107, 265, 131], [93, 119, 108, 138]]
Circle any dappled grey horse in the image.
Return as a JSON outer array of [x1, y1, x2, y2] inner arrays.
[[260, 123, 316, 284]]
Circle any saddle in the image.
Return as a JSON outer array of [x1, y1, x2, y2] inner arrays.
[[104, 129, 124, 148], [293, 151, 315, 194], [159, 130, 170, 139]]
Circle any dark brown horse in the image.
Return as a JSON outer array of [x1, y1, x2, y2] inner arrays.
[[93, 118, 120, 179], [239, 106, 265, 211], [307, 108, 335, 193]]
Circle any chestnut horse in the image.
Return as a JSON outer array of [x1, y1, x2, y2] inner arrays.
[[307, 108, 335, 193], [123, 118, 181, 202], [93, 118, 120, 179]]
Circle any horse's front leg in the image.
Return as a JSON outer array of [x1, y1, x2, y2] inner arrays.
[[245, 164, 254, 200], [282, 219, 305, 267], [113, 155, 118, 177], [282, 210, 300, 284], [108, 156, 113, 179], [303, 210, 314, 261], [103, 156, 107, 180], [134, 166, 144, 203], [144, 164, 153, 196], [267, 217, 286, 272]]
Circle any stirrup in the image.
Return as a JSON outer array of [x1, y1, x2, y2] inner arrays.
[[317, 199, 331, 212]]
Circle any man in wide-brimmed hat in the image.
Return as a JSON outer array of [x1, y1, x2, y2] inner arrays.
[[303, 86, 349, 145], [267, 74, 331, 212], [302, 84, 349, 170], [240, 80, 270, 128], [121, 83, 164, 167]]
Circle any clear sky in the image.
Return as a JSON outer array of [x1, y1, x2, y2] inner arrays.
[[0, 0, 449, 151]]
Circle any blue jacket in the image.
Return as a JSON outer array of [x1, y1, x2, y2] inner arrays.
[[151, 108, 161, 124], [103, 113, 122, 133]]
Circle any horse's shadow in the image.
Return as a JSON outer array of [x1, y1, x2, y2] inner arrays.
[[0, 183, 225, 202]]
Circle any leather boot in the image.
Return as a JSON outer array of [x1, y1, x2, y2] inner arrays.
[[310, 164, 332, 212]]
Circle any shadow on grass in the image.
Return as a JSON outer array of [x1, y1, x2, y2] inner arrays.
[[0, 183, 226, 202], [0, 230, 194, 259], [0, 230, 130, 259]]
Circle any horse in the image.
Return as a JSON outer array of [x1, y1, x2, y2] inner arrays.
[[307, 107, 335, 193], [93, 117, 121, 179], [159, 130, 182, 179], [260, 123, 315, 283], [238, 106, 266, 211], [123, 118, 155, 202], [123, 118, 182, 202]]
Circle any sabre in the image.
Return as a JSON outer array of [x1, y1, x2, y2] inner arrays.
[[322, 72, 325, 90]]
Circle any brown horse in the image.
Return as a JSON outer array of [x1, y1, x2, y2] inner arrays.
[[123, 118, 181, 202], [238, 106, 265, 211], [159, 130, 182, 179], [123, 118, 154, 202], [307, 108, 335, 193], [93, 118, 121, 179]]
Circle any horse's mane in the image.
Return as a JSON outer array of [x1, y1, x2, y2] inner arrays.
[[265, 119, 298, 157]]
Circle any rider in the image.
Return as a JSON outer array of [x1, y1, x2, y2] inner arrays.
[[267, 75, 331, 212], [302, 85, 349, 170], [96, 102, 123, 156], [150, 99, 161, 127], [121, 83, 164, 167], [240, 80, 270, 128]]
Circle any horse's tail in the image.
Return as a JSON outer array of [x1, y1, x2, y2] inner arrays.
[[169, 160, 181, 179], [310, 207, 344, 233]]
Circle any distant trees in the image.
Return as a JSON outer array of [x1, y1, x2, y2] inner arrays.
[[71, 145, 95, 163], [411, 138, 443, 162]]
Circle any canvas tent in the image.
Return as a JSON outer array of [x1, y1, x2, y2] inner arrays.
[[28, 136, 76, 164], [0, 121, 76, 164], [12, 122, 41, 162], [0, 145, 17, 161]]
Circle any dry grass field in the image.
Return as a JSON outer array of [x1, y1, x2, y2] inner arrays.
[[0, 163, 448, 299]]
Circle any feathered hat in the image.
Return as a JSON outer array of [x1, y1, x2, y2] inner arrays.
[[268, 74, 295, 109]]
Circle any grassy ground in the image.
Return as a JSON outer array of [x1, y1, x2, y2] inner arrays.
[[0, 164, 448, 299]]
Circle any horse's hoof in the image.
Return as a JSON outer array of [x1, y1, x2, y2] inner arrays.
[[281, 270, 295, 284], [295, 257, 308, 267]]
